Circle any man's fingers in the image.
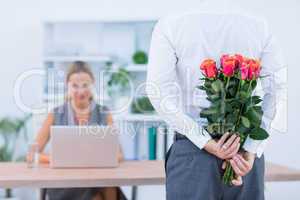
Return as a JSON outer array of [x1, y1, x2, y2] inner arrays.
[[222, 161, 227, 169], [223, 134, 238, 150], [232, 155, 248, 173], [232, 175, 243, 186], [217, 132, 230, 148], [230, 159, 243, 176], [237, 154, 252, 165], [236, 154, 251, 171], [223, 137, 240, 156], [225, 143, 240, 158]]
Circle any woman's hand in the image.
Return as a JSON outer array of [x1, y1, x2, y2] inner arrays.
[[26, 152, 50, 164], [204, 132, 240, 160], [117, 145, 124, 163]]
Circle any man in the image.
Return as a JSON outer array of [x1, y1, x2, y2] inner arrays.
[[145, 4, 284, 200]]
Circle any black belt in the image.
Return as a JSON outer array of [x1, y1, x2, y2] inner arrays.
[[173, 131, 189, 141]]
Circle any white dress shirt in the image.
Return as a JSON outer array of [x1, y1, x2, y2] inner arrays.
[[146, 11, 285, 158]]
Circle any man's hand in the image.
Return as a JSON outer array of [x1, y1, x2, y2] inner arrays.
[[230, 152, 255, 177], [222, 161, 243, 186], [221, 151, 255, 186], [204, 132, 240, 160]]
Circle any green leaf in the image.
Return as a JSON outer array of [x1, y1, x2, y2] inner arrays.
[[211, 82, 220, 92], [200, 107, 218, 116], [250, 96, 262, 105], [251, 80, 257, 90], [207, 94, 220, 101], [244, 106, 263, 127], [206, 124, 215, 133], [197, 85, 207, 91], [241, 116, 250, 128], [204, 80, 212, 88], [225, 103, 233, 113], [239, 91, 249, 99], [211, 80, 223, 93], [249, 127, 269, 140], [207, 114, 220, 123], [236, 123, 249, 135], [245, 96, 262, 113], [228, 87, 236, 97], [226, 112, 238, 124]]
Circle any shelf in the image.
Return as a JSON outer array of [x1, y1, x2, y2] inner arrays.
[[43, 55, 112, 63], [114, 113, 163, 122], [43, 18, 157, 24]]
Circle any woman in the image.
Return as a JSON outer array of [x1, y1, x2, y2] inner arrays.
[[28, 61, 127, 200]]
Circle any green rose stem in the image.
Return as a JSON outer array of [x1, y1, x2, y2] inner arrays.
[[225, 76, 231, 91], [222, 76, 230, 134], [235, 79, 253, 131], [247, 79, 253, 93], [222, 76, 233, 185], [222, 162, 233, 185], [223, 78, 252, 185]]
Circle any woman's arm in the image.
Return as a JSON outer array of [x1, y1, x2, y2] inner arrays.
[[106, 112, 124, 162], [35, 113, 54, 151], [27, 113, 54, 164]]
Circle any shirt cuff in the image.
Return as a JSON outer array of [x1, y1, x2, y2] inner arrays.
[[185, 127, 212, 150], [242, 135, 264, 156]]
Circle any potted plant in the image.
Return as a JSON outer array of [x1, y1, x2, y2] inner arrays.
[[0, 115, 31, 199], [105, 64, 133, 114], [132, 51, 148, 64], [131, 96, 155, 114]]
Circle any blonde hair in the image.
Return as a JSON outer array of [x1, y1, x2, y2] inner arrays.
[[65, 61, 95, 101]]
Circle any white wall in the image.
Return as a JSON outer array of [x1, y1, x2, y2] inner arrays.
[[0, 0, 299, 199]]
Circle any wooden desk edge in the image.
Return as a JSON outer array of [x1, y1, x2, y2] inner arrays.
[[0, 161, 299, 188]]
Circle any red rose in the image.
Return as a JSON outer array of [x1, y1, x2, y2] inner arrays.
[[200, 59, 217, 78], [248, 59, 261, 80], [240, 61, 249, 80], [240, 58, 261, 80], [221, 54, 230, 67], [234, 54, 244, 67], [221, 54, 244, 77], [222, 60, 236, 77]]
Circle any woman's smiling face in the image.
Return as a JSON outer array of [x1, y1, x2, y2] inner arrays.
[[67, 72, 94, 105]]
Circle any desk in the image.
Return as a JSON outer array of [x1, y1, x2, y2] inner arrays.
[[0, 161, 163, 188], [0, 160, 299, 189]]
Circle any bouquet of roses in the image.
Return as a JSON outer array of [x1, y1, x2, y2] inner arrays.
[[198, 54, 269, 185]]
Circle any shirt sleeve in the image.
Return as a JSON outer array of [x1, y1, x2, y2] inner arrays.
[[243, 20, 286, 157], [146, 18, 212, 149]]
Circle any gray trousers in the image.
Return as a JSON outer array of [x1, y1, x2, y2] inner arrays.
[[165, 135, 265, 200]]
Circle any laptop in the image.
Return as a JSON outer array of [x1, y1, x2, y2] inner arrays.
[[50, 126, 119, 168]]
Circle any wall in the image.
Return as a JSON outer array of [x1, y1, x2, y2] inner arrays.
[[0, 0, 299, 199]]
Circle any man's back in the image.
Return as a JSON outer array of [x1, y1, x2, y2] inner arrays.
[[147, 12, 271, 120], [162, 12, 268, 66], [146, 9, 284, 157], [146, 7, 285, 200]]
